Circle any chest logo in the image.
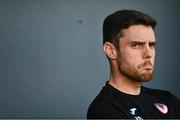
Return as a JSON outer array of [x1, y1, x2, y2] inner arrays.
[[130, 108, 143, 120], [130, 108, 137, 115], [154, 103, 168, 114]]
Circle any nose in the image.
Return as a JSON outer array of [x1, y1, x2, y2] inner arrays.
[[143, 45, 153, 59]]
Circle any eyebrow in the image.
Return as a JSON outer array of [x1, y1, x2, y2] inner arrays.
[[129, 41, 156, 45]]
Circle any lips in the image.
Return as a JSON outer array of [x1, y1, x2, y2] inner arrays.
[[144, 63, 152, 69], [142, 61, 153, 70], [138, 61, 153, 70]]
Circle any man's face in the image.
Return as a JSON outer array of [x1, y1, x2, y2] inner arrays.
[[117, 25, 156, 82]]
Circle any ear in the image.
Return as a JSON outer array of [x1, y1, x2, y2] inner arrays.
[[103, 42, 118, 59]]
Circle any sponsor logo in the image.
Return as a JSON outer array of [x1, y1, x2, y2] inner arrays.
[[130, 108, 137, 115], [130, 108, 143, 120]]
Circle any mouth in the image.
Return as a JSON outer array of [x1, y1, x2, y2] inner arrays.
[[143, 64, 153, 70], [142, 61, 153, 70]]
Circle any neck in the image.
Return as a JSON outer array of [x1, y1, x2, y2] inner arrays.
[[108, 72, 141, 95]]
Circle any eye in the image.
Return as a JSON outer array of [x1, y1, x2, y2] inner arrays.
[[131, 43, 143, 49], [149, 43, 156, 48]]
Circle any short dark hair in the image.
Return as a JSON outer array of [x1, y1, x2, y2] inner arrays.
[[103, 9, 157, 47]]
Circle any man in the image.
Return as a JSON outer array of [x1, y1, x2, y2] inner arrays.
[[87, 9, 180, 119]]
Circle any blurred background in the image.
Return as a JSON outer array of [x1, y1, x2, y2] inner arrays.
[[0, 0, 179, 118]]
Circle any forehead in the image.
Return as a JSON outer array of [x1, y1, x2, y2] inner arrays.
[[120, 25, 156, 43]]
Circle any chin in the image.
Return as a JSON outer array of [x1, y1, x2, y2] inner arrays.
[[140, 74, 153, 82]]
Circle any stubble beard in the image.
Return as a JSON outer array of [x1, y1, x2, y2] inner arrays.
[[118, 56, 154, 83]]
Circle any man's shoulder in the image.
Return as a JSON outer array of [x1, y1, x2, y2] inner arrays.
[[142, 86, 170, 93], [142, 86, 175, 99], [87, 85, 124, 119], [88, 85, 115, 106]]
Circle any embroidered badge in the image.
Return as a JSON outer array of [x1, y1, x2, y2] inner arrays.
[[154, 103, 168, 114]]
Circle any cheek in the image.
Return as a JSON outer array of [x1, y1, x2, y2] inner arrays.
[[119, 47, 143, 66], [127, 51, 142, 62], [121, 51, 142, 67]]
